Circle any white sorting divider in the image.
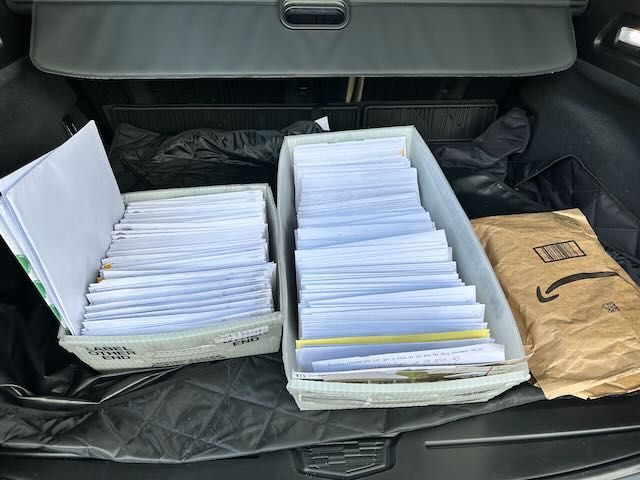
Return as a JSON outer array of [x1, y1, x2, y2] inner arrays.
[[277, 126, 530, 410]]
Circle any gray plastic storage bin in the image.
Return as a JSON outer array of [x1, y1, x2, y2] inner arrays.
[[276, 126, 530, 410], [59, 184, 284, 371]]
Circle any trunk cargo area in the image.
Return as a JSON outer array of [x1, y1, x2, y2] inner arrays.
[[1, 0, 640, 478]]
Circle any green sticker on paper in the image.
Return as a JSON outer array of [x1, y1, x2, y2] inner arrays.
[[16, 254, 31, 273], [49, 305, 62, 321], [34, 280, 47, 299]]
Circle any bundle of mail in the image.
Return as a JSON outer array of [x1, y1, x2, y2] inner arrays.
[[0, 122, 275, 338], [291, 137, 511, 383], [83, 190, 274, 336]]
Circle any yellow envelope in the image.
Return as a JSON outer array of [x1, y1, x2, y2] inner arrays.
[[296, 329, 490, 348]]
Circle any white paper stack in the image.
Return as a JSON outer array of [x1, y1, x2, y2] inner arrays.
[[292, 137, 507, 381], [81, 190, 275, 336]]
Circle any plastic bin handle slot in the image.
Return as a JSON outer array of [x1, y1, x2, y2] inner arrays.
[[280, 0, 350, 30]]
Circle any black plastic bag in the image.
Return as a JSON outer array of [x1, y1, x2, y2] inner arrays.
[[109, 121, 323, 192], [433, 109, 640, 284], [514, 155, 640, 285]]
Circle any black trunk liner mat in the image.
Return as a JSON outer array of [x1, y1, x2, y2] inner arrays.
[[0, 355, 542, 462]]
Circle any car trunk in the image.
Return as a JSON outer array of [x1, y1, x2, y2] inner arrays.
[[1, 0, 640, 478]]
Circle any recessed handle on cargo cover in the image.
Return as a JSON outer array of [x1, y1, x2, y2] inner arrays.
[[280, 0, 350, 30]]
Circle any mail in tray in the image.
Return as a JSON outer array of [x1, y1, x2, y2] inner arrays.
[[292, 136, 517, 383], [84, 189, 275, 336], [0, 121, 282, 370]]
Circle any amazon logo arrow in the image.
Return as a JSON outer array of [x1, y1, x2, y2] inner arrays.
[[536, 271, 619, 303]]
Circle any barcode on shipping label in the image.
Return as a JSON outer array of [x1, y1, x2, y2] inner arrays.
[[215, 326, 269, 344], [534, 240, 586, 263]]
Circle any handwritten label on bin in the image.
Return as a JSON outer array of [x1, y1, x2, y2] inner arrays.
[[215, 326, 269, 344]]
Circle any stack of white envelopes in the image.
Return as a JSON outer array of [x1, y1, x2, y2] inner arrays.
[[292, 137, 508, 381], [82, 190, 275, 336]]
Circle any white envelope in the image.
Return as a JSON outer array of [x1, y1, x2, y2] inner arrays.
[[303, 285, 476, 307], [297, 262, 457, 276], [85, 295, 273, 322], [102, 248, 267, 272], [104, 240, 266, 264], [300, 322, 488, 340], [297, 210, 432, 228], [126, 190, 262, 209], [82, 308, 273, 336], [295, 247, 452, 269], [89, 263, 276, 292], [300, 272, 459, 286], [296, 338, 494, 371], [105, 237, 266, 258], [108, 225, 268, 251], [311, 230, 448, 251], [293, 137, 406, 162], [296, 221, 432, 240], [299, 303, 485, 323], [83, 301, 272, 331], [298, 281, 464, 303], [104, 243, 268, 269], [100, 259, 268, 279], [311, 343, 506, 372], [87, 277, 270, 305]]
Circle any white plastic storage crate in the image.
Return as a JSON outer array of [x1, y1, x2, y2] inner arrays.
[[276, 126, 530, 410], [59, 184, 284, 371]]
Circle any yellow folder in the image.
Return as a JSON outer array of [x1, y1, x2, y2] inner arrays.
[[295, 329, 490, 348]]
